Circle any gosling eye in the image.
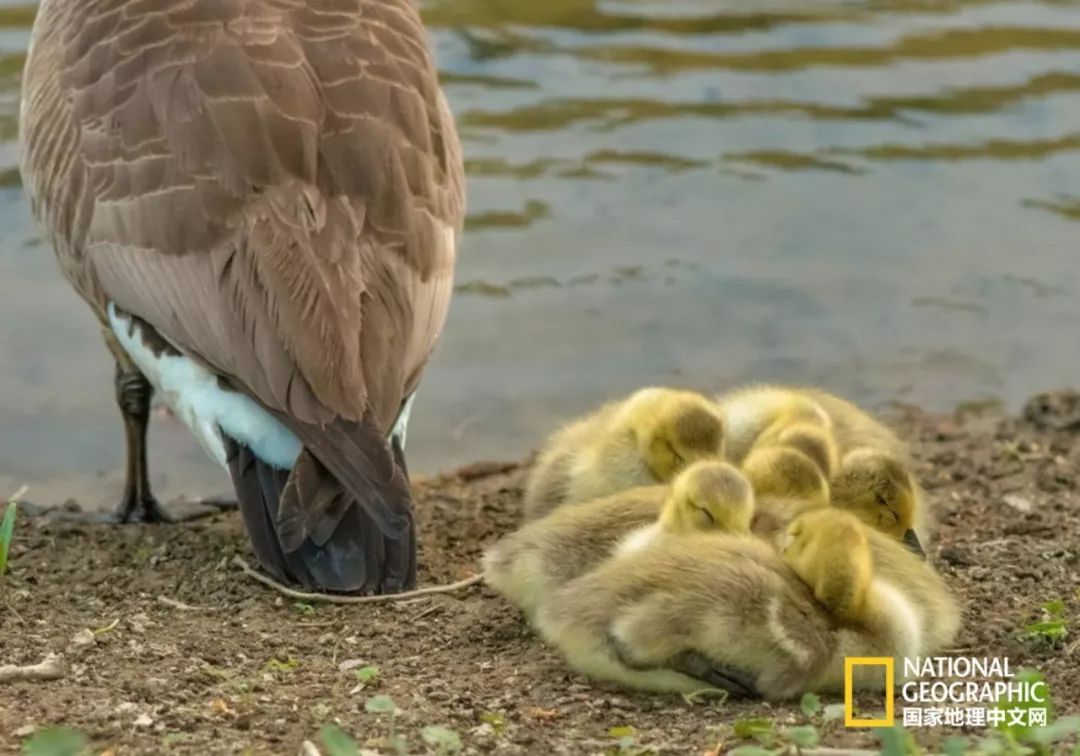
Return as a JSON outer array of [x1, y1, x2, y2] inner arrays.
[[696, 503, 715, 527], [875, 493, 890, 509]]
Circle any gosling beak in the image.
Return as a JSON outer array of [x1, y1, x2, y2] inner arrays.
[[697, 505, 715, 529], [902, 529, 926, 560]]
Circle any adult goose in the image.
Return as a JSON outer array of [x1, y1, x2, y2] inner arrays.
[[19, 0, 465, 594]]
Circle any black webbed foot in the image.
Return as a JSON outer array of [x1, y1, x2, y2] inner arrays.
[[15, 494, 235, 524], [671, 651, 761, 699], [606, 634, 761, 699]]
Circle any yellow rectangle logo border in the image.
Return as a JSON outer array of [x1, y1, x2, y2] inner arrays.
[[844, 657, 895, 728]]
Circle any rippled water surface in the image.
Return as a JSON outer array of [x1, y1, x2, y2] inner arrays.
[[1, 1, 1079, 505]]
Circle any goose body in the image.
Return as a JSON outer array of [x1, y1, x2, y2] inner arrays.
[[20, 0, 465, 593]]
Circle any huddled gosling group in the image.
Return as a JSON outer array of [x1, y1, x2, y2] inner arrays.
[[484, 385, 960, 700]]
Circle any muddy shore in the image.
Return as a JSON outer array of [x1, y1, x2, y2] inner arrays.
[[2, 395, 1079, 755]]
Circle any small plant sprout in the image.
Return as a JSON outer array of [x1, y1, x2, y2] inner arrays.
[[354, 665, 379, 684], [0, 495, 19, 579], [732, 718, 777, 747], [319, 724, 360, 756], [786, 725, 820, 748], [875, 725, 919, 756], [941, 735, 969, 756], [21, 726, 87, 756], [421, 725, 462, 754], [822, 702, 847, 722], [479, 711, 507, 737], [725, 715, 823, 755], [364, 695, 404, 752], [1021, 600, 1069, 650], [800, 692, 822, 717], [263, 656, 300, 674], [607, 725, 638, 754], [365, 694, 399, 715]]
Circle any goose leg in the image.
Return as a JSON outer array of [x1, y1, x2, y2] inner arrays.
[[111, 361, 238, 523], [22, 333, 234, 523], [111, 362, 163, 522], [23, 362, 172, 522]]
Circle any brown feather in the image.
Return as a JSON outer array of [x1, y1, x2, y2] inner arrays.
[[22, 0, 464, 428], [22, 0, 463, 591]]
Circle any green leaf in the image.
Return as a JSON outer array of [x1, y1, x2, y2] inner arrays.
[[608, 726, 636, 739], [732, 718, 776, 744], [365, 694, 399, 715], [942, 736, 969, 756], [800, 692, 822, 718], [822, 702, 847, 721], [876, 725, 916, 756], [263, 657, 300, 673], [319, 724, 360, 756], [479, 711, 506, 736], [787, 725, 820, 748], [1023, 618, 1068, 644], [293, 602, 316, 616], [1028, 715, 1080, 745], [21, 727, 87, 756], [995, 667, 1054, 741], [974, 735, 1006, 754], [420, 726, 462, 753], [1042, 599, 1066, 617], [0, 501, 17, 577], [354, 665, 379, 684]]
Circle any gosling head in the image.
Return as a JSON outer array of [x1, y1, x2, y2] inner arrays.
[[741, 446, 831, 509], [627, 389, 725, 482], [772, 422, 840, 479], [830, 449, 922, 553], [659, 460, 754, 535], [780, 508, 873, 624]]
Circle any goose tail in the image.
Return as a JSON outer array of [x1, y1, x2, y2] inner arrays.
[[224, 417, 416, 594]]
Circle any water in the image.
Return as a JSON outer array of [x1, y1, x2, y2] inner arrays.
[[1, 0, 1078, 506]]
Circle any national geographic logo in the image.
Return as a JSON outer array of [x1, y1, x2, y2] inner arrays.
[[843, 657, 1049, 729], [844, 657, 896, 727]]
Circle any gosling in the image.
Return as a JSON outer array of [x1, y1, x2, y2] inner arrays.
[[523, 388, 724, 521], [718, 385, 929, 550], [485, 461, 749, 618]]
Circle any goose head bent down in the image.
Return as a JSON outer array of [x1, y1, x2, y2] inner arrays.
[[19, 0, 465, 594]]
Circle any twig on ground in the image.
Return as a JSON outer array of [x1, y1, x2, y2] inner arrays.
[[409, 603, 445, 622], [231, 556, 483, 605], [0, 653, 64, 684], [157, 596, 220, 612]]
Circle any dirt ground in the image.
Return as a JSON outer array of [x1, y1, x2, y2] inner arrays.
[[2, 393, 1079, 755]]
